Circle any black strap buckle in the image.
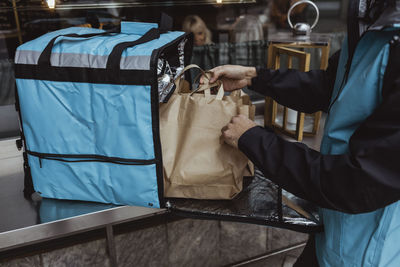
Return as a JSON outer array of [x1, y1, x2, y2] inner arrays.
[[16, 138, 23, 151]]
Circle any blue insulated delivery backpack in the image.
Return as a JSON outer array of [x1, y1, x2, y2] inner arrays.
[[14, 18, 192, 208]]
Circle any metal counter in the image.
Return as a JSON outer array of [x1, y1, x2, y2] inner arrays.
[[0, 170, 167, 253]]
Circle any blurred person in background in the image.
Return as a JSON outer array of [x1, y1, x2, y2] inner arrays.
[[182, 15, 212, 46], [231, 14, 264, 42]]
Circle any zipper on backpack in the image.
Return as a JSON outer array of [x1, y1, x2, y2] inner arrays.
[[27, 150, 157, 166]]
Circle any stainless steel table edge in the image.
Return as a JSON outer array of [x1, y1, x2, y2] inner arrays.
[[0, 205, 167, 252]]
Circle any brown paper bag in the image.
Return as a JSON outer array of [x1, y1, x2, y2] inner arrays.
[[160, 64, 254, 199], [229, 90, 256, 177]]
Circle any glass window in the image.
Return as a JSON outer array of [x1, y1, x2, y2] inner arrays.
[[0, 0, 347, 139]]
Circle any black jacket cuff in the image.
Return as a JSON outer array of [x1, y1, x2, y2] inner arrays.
[[248, 67, 272, 96], [238, 126, 275, 160]]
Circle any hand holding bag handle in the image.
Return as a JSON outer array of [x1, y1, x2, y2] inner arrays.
[[194, 79, 224, 100], [191, 68, 224, 100], [173, 64, 224, 100]]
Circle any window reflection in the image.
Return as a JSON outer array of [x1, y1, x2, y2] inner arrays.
[[0, 0, 346, 137]]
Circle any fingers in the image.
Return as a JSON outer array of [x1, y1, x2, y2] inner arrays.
[[221, 123, 233, 138], [199, 74, 207, 84], [231, 115, 239, 123], [209, 66, 225, 83], [221, 122, 238, 149], [230, 114, 246, 123], [222, 115, 255, 149], [200, 69, 217, 84], [200, 65, 244, 92], [221, 124, 232, 142]]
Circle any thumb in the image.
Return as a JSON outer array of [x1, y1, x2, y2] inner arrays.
[[209, 68, 223, 83], [199, 75, 207, 84]]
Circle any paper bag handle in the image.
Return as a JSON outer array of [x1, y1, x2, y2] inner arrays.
[[192, 79, 224, 100], [174, 64, 224, 100], [174, 64, 203, 82], [174, 64, 204, 93]]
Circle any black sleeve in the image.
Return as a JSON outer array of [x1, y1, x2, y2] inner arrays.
[[238, 45, 400, 214], [249, 51, 340, 113]]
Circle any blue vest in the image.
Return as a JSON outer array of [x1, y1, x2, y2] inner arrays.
[[316, 29, 400, 266]]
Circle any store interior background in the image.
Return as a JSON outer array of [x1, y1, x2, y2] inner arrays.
[[0, 1, 347, 266], [0, 0, 348, 139]]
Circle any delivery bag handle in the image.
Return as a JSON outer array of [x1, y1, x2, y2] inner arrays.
[[38, 31, 115, 67], [38, 13, 173, 68], [106, 27, 160, 70], [37, 29, 157, 68], [106, 13, 172, 70]]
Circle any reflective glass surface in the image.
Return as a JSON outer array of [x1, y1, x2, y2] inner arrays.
[[0, 0, 345, 237]]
